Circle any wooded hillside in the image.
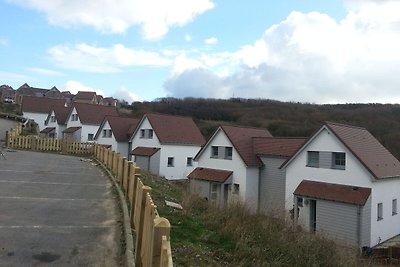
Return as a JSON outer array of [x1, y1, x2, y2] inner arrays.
[[124, 97, 400, 159]]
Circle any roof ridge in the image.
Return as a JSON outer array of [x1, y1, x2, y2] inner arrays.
[[220, 124, 268, 131], [325, 121, 366, 130], [145, 112, 194, 120]]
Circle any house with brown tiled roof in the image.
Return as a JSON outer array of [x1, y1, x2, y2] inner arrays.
[[21, 95, 67, 132], [282, 122, 400, 248], [40, 105, 71, 139], [94, 116, 139, 158], [0, 85, 15, 103], [63, 103, 118, 142], [129, 113, 205, 180], [73, 91, 97, 104]]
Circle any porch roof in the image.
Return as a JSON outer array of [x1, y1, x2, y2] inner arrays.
[[294, 180, 371, 205], [62, 126, 81, 133], [40, 127, 56, 134], [131, 146, 160, 156], [188, 167, 233, 183]]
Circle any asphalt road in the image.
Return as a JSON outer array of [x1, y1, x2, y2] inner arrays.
[[0, 150, 121, 266]]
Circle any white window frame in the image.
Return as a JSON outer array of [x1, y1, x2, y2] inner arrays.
[[332, 152, 346, 170], [307, 151, 319, 168], [377, 203, 383, 221], [224, 147, 233, 160]]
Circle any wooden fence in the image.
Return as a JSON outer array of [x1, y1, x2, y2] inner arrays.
[[94, 145, 173, 267], [6, 125, 94, 154], [6, 125, 173, 267]]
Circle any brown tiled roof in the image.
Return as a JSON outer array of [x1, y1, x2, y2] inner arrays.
[[131, 146, 160, 156], [50, 106, 71, 125], [145, 113, 205, 145], [40, 127, 55, 133], [294, 180, 371, 205], [188, 167, 233, 183], [63, 126, 81, 133], [95, 116, 139, 142], [221, 125, 272, 167], [21, 96, 66, 113], [74, 91, 96, 100], [73, 103, 118, 125], [253, 137, 307, 157], [326, 122, 400, 179]]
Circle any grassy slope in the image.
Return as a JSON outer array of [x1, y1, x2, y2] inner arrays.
[[139, 171, 357, 266]]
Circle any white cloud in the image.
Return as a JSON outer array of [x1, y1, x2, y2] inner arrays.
[[165, 1, 400, 104], [113, 87, 143, 103], [185, 34, 192, 42], [48, 43, 172, 73], [7, 0, 214, 40], [204, 37, 218, 45], [28, 67, 63, 77], [64, 80, 105, 96]]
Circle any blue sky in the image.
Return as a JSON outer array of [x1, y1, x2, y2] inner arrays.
[[1, 0, 399, 103]]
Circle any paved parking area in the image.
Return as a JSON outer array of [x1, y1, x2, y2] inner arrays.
[[0, 150, 121, 266]]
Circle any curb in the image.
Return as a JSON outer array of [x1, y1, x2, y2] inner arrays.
[[94, 158, 135, 267]]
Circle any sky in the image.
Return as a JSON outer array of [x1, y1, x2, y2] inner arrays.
[[1, 0, 400, 104]]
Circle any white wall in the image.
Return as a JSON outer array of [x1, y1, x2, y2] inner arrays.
[[246, 167, 260, 212], [46, 110, 66, 139], [370, 178, 400, 247], [196, 130, 250, 207], [65, 107, 99, 142], [23, 112, 47, 131], [96, 120, 118, 149], [285, 128, 374, 211]]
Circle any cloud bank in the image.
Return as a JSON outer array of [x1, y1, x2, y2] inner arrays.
[[7, 0, 214, 40], [165, 1, 400, 103]]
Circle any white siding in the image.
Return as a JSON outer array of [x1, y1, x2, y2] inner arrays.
[[259, 156, 286, 214], [135, 155, 150, 171], [96, 121, 118, 150]]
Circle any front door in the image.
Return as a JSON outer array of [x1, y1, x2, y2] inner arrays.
[[309, 200, 316, 233]]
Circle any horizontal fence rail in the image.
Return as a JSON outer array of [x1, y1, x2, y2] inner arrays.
[[5, 125, 173, 267]]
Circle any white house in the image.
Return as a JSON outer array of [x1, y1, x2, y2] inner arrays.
[[63, 103, 118, 142], [21, 95, 66, 132], [40, 106, 70, 139], [188, 125, 272, 212], [94, 116, 139, 158], [129, 113, 205, 180], [282, 122, 400, 248]]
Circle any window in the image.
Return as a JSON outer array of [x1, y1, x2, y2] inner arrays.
[[377, 203, 383, 221], [140, 129, 145, 138], [297, 197, 303, 207], [393, 199, 398, 216], [187, 157, 193, 166], [148, 129, 153, 139], [71, 114, 78, 121], [225, 147, 233, 160], [332, 152, 346, 170], [233, 183, 239, 194], [167, 157, 174, 167], [140, 129, 153, 139], [211, 146, 219, 158], [307, 151, 319, 167], [50, 116, 56, 122], [103, 129, 112, 138], [88, 134, 94, 141]]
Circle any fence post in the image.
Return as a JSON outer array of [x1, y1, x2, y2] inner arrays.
[[122, 158, 129, 191], [153, 218, 171, 267], [134, 185, 152, 267], [31, 136, 36, 151], [160, 236, 173, 267]]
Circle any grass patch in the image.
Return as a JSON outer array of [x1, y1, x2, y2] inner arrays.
[[139, 171, 358, 266]]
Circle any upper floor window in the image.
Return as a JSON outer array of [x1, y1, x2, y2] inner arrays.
[[377, 203, 383, 221], [140, 129, 153, 139], [71, 114, 78, 121], [225, 147, 233, 160], [332, 152, 346, 170], [102, 129, 112, 138], [307, 151, 319, 167], [211, 146, 219, 158], [187, 157, 193, 167], [393, 199, 398, 216], [50, 115, 56, 122]]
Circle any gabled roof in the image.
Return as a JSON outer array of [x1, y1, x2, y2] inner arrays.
[[283, 122, 400, 179], [71, 103, 118, 125], [74, 91, 96, 100], [326, 122, 400, 179], [196, 125, 272, 167], [46, 105, 71, 125], [253, 137, 307, 158], [21, 96, 66, 114], [294, 180, 371, 205], [95, 116, 140, 142], [188, 167, 233, 183], [40, 127, 56, 134], [135, 113, 205, 145], [131, 147, 160, 156]]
